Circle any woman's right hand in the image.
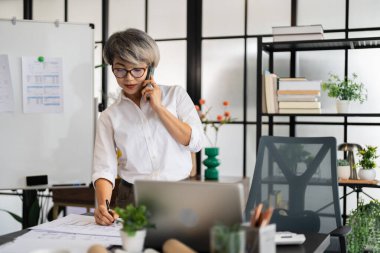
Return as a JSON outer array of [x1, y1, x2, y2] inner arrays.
[[94, 204, 118, 225]]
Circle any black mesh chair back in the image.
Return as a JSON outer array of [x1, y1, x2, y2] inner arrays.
[[245, 136, 341, 235]]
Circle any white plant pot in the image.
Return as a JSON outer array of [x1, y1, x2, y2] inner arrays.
[[337, 165, 351, 180], [336, 100, 350, 113], [120, 229, 146, 253], [358, 168, 376, 181]]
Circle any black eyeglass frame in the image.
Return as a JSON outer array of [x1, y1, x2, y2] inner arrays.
[[111, 67, 148, 79]]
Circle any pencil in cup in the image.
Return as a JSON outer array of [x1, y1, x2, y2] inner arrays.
[[249, 204, 273, 228]]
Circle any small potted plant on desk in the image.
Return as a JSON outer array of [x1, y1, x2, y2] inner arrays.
[[321, 73, 367, 113], [357, 145, 379, 181], [337, 159, 350, 180], [115, 204, 154, 253]]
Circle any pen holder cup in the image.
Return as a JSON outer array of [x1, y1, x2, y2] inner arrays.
[[244, 224, 276, 253]]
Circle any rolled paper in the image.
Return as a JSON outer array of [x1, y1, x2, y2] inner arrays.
[[87, 244, 108, 253], [163, 239, 198, 253]]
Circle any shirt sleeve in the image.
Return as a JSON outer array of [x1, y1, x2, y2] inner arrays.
[[92, 113, 118, 188], [175, 86, 205, 152]]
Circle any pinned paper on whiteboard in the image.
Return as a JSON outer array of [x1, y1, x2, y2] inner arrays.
[[21, 56, 63, 113], [0, 54, 15, 112]]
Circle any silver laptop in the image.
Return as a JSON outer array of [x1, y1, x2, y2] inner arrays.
[[134, 180, 245, 252]]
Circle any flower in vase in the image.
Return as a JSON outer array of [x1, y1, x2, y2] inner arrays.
[[195, 99, 232, 147]]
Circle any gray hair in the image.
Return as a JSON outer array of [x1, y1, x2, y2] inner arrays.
[[103, 28, 160, 68]]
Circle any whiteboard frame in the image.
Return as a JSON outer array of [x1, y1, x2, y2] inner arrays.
[[0, 19, 95, 189]]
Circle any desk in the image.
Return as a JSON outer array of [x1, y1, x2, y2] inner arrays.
[[50, 179, 122, 219], [0, 229, 329, 253], [277, 233, 330, 253], [339, 179, 380, 224], [50, 176, 250, 220]]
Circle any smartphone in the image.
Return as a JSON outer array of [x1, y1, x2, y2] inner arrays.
[[146, 66, 154, 100]]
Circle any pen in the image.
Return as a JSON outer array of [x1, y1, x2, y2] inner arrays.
[[106, 199, 112, 215]]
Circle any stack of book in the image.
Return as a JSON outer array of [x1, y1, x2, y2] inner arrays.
[[272, 25, 324, 42], [277, 77, 321, 114]]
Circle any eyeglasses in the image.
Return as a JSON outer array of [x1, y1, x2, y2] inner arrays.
[[112, 67, 147, 78]]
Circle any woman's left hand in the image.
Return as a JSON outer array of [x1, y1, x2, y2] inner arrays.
[[142, 77, 162, 111]]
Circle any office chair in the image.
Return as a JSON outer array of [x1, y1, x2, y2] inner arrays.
[[245, 136, 351, 253]]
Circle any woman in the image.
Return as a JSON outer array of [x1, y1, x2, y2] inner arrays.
[[92, 28, 204, 225]]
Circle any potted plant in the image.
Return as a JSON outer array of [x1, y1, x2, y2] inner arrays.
[[115, 204, 154, 253], [321, 73, 367, 113], [337, 159, 350, 180], [347, 200, 380, 253], [356, 145, 378, 181]]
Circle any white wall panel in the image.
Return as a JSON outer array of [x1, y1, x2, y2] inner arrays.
[[350, 0, 380, 28], [247, 39, 258, 122], [298, 0, 345, 29], [248, 0, 291, 35], [201, 125, 244, 177], [34, 0, 64, 21], [148, 0, 186, 39], [109, 0, 145, 34], [246, 125, 257, 180], [68, 0, 102, 41], [0, 0, 22, 19], [202, 39, 245, 121], [348, 49, 380, 113], [155, 41, 187, 89], [203, 0, 245, 37]]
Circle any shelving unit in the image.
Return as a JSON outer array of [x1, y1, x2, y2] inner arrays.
[[256, 36, 380, 148]]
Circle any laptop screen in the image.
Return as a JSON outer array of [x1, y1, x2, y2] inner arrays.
[[134, 180, 244, 252]]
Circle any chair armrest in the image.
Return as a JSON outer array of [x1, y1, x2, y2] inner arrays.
[[330, 225, 351, 237]]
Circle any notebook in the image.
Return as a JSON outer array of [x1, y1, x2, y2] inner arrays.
[[134, 180, 245, 252]]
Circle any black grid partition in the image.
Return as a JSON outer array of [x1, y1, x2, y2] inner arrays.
[[15, 0, 380, 177]]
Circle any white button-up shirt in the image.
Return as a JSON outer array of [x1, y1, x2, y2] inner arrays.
[[92, 85, 204, 187]]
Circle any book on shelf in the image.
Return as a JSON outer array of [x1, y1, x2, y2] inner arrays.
[[264, 71, 278, 113], [273, 33, 324, 42], [272, 24, 323, 35], [279, 108, 322, 114], [277, 94, 320, 102], [279, 101, 321, 109], [277, 90, 321, 95], [262, 76, 267, 113], [278, 80, 322, 90], [279, 77, 306, 81]]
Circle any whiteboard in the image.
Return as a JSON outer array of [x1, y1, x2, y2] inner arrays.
[[0, 19, 95, 189]]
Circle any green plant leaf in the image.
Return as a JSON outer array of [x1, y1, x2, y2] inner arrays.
[[115, 204, 154, 234], [321, 73, 367, 103], [0, 209, 23, 223], [347, 200, 380, 253]]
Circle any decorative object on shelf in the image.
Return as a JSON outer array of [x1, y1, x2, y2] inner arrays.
[[115, 204, 154, 253], [357, 145, 378, 181], [195, 99, 233, 180], [337, 159, 350, 180], [321, 73, 367, 113], [347, 200, 380, 253], [338, 143, 363, 180], [203, 147, 221, 180]]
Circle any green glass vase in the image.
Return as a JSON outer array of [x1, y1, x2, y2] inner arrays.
[[203, 147, 220, 180]]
